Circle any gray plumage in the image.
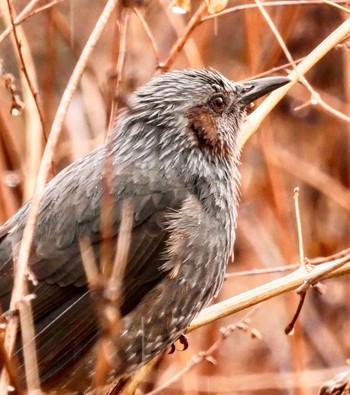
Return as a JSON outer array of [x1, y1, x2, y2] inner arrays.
[[0, 69, 289, 390]]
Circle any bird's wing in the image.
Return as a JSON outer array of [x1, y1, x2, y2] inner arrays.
[[0, 145, 189, 383], [1, 144, 188, 309]]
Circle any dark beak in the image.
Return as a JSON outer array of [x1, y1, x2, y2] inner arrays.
[[238, 76, 290, 106]]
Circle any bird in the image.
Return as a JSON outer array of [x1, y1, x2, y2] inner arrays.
[[0, 68, 289, 392]]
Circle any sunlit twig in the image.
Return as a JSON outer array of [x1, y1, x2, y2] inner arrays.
[[0, 2, 119, 394]]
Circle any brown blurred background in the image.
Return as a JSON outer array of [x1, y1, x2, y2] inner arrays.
[[1, 0, 350, 393]]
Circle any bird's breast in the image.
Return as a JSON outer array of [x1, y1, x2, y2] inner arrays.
[[164, 194, 233, 306]]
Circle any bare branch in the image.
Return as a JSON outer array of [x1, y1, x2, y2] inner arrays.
[[239, 17, 350, 147], [0, 1, 119, 393], [189, 250, 350, 332]]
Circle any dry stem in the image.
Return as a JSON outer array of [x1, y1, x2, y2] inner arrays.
[[239, 17, 350, 147], [0, 1, 119, 393], [189, 250, 350, 332], [159, 1, 208, 71], [201, 0, 350, 22]]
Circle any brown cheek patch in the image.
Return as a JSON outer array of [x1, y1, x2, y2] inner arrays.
[[187, 107, 231, 157]]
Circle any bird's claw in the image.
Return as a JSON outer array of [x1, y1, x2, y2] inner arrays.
[[168, 343, 176, 354], [179, 334, 189, 351], [168, 334, 189, 354]]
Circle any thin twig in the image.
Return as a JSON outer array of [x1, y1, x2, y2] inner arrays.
[[4, 2, 44, 392], [94, 200, 133, 388], [0, 2, 119, 393], [285, 291, 307, 335], [310, 248, 350, 265], [319, 0, 350, 14], [245, 56, 305, 79], [293, 188, 305, 265], [202, 0, 350, 22], [107, 7, 130, 135], [298, 254, 350, 293], [79, 238, 100, 286], [239, 17, 350, 147], [225, 246, 350, 278], [258, 0, 349, 128], [225, 264, 299, 278], [283, 188, 309, 335], [17, 0, 66, 23], [159, 1, 208, 72], [133, 7, 161, 64], [0, 0, 40, 45], [107, 200, 134, 300], [101, 7, 130, 279], [16, 289, 41, 393], [254, 0, 301, 75], [189, 249, 350, 332], [0, 336, 22, 395], [6, 0, 48, 143], [255, 0, 350, 130], [296, 91, 350, 124]]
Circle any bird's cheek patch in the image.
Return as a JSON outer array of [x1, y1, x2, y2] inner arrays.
[[187, 107, 218, 147], [187, 107, 230, 157]]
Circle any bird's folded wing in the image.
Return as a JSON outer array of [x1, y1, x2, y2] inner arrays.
[[0, 157, 190, 383]]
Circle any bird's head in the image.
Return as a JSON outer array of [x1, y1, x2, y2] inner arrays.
[[117, 69, 289, 189], [127, 69, 288, 161]]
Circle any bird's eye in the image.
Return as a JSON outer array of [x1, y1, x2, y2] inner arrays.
[[210, 95, 226, 112]]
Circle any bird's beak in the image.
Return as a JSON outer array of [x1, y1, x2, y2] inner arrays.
[[238, 76, 290, 106]]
